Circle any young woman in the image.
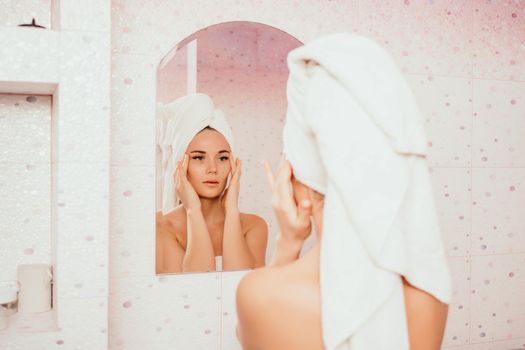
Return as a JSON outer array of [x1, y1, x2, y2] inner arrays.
[[156, 94, 268, 274], [236, 161, 449, 350], [236, 33, 451, 350]]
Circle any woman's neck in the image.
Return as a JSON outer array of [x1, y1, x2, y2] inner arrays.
[[199, 197, 225, 224]]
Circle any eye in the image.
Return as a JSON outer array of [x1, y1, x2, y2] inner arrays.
[[219, 156, 229, 162], [192, 156, 204, 161]]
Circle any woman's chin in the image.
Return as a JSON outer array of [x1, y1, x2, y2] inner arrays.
[[197, 188, 224, 200]]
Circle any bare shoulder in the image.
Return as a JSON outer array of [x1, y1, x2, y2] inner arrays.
[[239, 212, 268, 231], [156, 206, 187, 242], [236, 265, 323, 350]]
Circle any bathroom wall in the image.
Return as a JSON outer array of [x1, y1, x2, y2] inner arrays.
[[0, 0, 523, 349], [0, 0, 111, 349], [110, 1, 525, 350], [0, 94, 52, 283]]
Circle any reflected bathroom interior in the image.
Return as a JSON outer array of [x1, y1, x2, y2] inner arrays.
[[155, 21, 304, 274]]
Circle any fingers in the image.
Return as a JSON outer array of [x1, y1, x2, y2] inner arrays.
[[229, 156, 236, 176], [262, 160, 275, 190], [182, 154, 189, 175], [236, 158, 242, 179], [296, 199, 312, 227], [174, 161, 181, 189]]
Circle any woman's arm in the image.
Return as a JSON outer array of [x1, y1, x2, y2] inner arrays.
[[403, 277, 449, 350], [269, 235, 303, 267], [175, 154, 216, 272], [222, 158, 266, 270], [222, 209, 256, 270], [182, 208, 216, 272], [156, 230, 185, 273]]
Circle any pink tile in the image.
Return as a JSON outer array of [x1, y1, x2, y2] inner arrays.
[[470, 254, 525, 342], [473, 0, 525, 81], [429, 168, 471, 256], [406, 75, 472, 167], [111, 0, 357, 56], [472, 79, 525, 167], [358, 0, 473, 76], [472, 168, 525, 255]]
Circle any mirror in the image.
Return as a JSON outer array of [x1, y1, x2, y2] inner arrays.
[[155, 21, 303, 274]]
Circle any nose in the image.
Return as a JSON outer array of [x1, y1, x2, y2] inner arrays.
[[206, 159, 218, 174]]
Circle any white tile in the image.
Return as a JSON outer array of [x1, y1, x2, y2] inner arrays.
[[0, 162, 51, 281], [429, 168, 471, 256], [442, 257, 470, 347], [57, 31, 110, 163], [6, 0, 52, 29], [57, 297, 108, 341], [221, 270, 249, 350], [0, 94, 52, 164], [109, 274, 221, 350], [471, 168, 525, 255], [0, 29, 59, 86], [459, 338, 525, 350], [111, 53, 157, 167], [54, 163, 109, 298], [472, 80, 525, 167], [406, 75, 472, 167], [58, 0, 110, 32], [470, 254, 525, 342], [110, 165, 155, 278]]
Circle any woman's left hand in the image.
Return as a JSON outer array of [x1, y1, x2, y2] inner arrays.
[[221, 157, 241, 213]]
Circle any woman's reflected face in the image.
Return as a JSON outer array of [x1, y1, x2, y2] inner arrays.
[[186, 128, 232, 199]]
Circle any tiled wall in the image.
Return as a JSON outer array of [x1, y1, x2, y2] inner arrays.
[[0, 94, 52, 282], [110, 1, 524, 349], [0, 0, 523, 349], [0, 0, 111, 349]]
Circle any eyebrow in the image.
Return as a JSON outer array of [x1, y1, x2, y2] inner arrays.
[[189, 150, 230, 154]]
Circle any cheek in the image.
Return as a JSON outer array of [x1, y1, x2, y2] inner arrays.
[[187, 163, 203, 182], [219, 162, 231, 179]]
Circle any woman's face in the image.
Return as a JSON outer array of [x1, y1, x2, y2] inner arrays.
[[185, 128, 232, 199]]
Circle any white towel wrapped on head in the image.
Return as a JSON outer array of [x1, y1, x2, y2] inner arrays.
[[283, 33, 452, 350], [157, 93, 235, 214]]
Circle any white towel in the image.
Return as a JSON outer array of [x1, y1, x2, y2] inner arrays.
[[157, 93, 236, 214], [283, 33, 452, 350]]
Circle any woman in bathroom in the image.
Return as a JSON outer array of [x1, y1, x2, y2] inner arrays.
[[156, 93, 268, 274], [236, 34, 452, 350]]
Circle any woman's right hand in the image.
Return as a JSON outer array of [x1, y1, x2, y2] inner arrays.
[[174, 154, 201, 211], [263, 159, 312, 243]]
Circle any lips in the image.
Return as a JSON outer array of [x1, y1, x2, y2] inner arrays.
[[203, 180, 220, 186]]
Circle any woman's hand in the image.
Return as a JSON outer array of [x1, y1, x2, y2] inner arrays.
[[263, 159, 312, 243], [221, 157, 241, 214], [174, 154, 201, 211]]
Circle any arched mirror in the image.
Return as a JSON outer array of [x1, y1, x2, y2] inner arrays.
[[155, 21, 303, 274]]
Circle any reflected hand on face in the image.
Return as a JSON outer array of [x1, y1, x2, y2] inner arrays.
[[263, 158, 312, 243], [174, 154, 201, 211], [221, 157, 241, 213]]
